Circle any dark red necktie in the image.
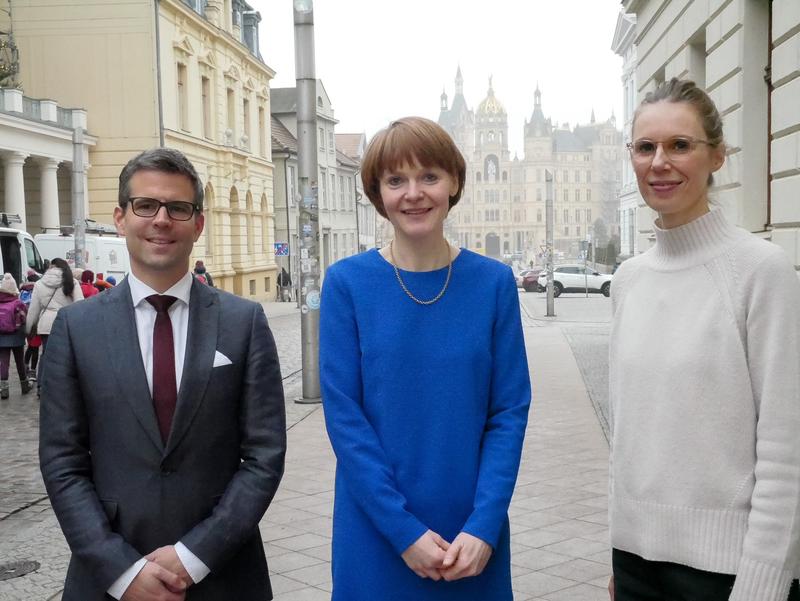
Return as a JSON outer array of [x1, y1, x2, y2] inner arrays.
[[146, 294, 178, 443]]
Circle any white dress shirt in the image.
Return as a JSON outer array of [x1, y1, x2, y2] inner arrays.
[[107, 272, 211, 599]]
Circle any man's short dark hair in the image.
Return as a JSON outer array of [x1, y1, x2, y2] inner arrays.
[[118, 148, 204, 211]]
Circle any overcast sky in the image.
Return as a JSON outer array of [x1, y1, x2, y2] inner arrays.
[[252, 1, 625, 157]]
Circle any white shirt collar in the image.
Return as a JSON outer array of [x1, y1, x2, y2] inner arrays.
[[127, 271, 193, 308]]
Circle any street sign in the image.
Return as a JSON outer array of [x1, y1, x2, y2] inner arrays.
[[274, 242, 289, 256]]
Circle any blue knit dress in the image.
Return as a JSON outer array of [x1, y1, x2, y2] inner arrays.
[[320, 248, 531, 601]]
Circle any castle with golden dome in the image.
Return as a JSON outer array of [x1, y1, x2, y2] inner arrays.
[[438, 67, 623, 264]]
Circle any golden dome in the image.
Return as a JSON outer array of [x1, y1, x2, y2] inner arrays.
[[477, 77, 506, 115]]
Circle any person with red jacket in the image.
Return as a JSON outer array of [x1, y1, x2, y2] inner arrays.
[[80, 270, 99, 298]]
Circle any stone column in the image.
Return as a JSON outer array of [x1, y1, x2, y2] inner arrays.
[[38, 158, 61, 232], [3, 152, 29, 230]]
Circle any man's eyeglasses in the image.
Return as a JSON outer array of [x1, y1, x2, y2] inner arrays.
[[626, 136, 715, 163], [129, 197, 199, 221]]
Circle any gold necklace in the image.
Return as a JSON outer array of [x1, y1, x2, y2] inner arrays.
[[389, 240, 453, 306]]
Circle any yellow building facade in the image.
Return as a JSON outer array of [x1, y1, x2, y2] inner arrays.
[[9, 0, 278, 297]]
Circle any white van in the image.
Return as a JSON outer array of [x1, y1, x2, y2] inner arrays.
[[0, 216, 47, 286], [35, 228, 130, 282]]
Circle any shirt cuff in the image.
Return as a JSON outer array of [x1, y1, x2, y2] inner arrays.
[[175, 541, 211, 584], [107, 557, 147, 600]]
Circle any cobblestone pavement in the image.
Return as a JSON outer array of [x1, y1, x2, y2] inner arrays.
[[1, 296, 613, 601]]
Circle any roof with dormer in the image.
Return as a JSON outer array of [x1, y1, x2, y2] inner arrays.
[[335, 133, 366, 160]]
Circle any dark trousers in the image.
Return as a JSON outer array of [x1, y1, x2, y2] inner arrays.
[[0, 346, 25, 380], [613, 549, 800, 601], [24, 344, 38, 371]]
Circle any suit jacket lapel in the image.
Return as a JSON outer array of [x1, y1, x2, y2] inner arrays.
[[102, 279, 164, 453], [165, 279, 218, 456]]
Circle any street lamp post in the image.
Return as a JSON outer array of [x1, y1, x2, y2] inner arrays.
[[545, 170, 555, 317], [294, 0, 321, 403]]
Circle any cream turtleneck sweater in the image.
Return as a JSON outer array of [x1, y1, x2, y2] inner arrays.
[[609, 208, 800, 601]]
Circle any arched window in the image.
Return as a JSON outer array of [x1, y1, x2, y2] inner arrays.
[[245, 191, 254, 254], [203, 182, 215, 258], [230, 186, 243, 261]]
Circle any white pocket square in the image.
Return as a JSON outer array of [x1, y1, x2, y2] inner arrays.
[[213, 351, 233, 367]]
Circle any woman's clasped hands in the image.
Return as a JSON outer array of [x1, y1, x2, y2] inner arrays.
[[401, 530, 492, 582]]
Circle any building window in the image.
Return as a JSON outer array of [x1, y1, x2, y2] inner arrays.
[[563, 189, 568, 201], [575, 209, 581, 222], [563, 209, 569, 223], [564, 226, 569, 236], [575, 189, 580, 202], [249, 279, 255, 295], [177, 63, 188, 131], [587, 208, 592, 222], [537, 209, 542, 223], [339, 175, 345, 208], [184, 0, 207, 14], [226, 88, 235, 144], [319, 127, 325, 150], [320, 168, 327, 207], [258, 106, 266, 157], [242, 97, 250, 149], [587, 190, 592, 202], [536, 189, 542, 202], [586, 171, 591, 183], [329, 131, 334, 153], [288, 165, 297, 206], [264, 277, 270, 292], [330, 174, 336, 209], [201, 76, 212, 139], [576, 225, 581, 237]]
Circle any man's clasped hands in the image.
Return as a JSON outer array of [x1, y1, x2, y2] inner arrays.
[[120, 545, 192, 601]]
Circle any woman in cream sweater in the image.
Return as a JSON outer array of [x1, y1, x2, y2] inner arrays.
[[609, 79, 800, 601]]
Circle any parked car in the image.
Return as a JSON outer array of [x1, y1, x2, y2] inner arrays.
[[0, 213, 47, 286], [538, 264, 612, 297], [522, 268, 546, 292], [515, 269, 534, 288]]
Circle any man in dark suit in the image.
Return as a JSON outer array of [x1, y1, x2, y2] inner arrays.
[[39, 148, 286, 601]]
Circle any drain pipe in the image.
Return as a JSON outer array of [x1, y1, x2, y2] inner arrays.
[[153, 0, 165, 147], [764, 0, 773, 228]]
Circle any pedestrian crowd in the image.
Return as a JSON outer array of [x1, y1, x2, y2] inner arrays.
[[20, 78, 800, 601], [0, 260, 123, 401]]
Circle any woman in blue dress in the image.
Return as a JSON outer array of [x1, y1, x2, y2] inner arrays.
[[320, 116, 532, 600]]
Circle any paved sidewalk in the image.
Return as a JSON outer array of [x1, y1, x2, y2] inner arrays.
[[261, 317, 611, 601], [0, 302, 612, 601]]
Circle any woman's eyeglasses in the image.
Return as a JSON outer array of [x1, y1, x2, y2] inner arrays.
[[626, 136, 715, 163], [129, 197, 199, 221]]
